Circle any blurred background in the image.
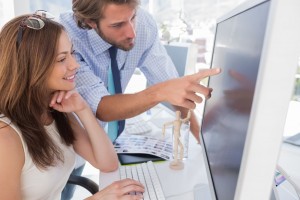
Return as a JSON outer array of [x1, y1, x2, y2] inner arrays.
[[0, 0, 248, 69], [1, 0, 299, 99]]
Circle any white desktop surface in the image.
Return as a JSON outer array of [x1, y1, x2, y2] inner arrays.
[[99, 104, 210, 200], [278, 143, 300, 185], [276, 143, 300, 200], [279, 101, 300, 185], [151, 137, 208, 200], [99, 137, 209, 200], [275, 101, 300, 199]]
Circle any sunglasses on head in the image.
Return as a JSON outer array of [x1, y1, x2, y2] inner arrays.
[[17, 10, 55, 48]]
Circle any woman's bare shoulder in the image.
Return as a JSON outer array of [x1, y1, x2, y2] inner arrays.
[[0, 121, 23, 152], [0, 121, 24, 185]]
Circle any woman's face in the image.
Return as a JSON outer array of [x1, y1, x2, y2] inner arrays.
[[47, 31, 79, 92]]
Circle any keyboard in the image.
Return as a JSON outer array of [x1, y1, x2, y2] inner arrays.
[[125, 117, 152, 135], [119, 161, 165, 200]]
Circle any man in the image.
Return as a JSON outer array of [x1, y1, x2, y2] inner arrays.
[[59, 0, 219, 199], [60, 0, 219, 141]]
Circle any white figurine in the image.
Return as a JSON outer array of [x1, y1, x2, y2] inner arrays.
[[162, 110, 191, 170]]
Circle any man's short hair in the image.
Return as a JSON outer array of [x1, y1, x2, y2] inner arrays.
[[72, 0, 140, 29]]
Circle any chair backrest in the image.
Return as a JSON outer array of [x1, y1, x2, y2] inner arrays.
[[67, 175, 99, 195]]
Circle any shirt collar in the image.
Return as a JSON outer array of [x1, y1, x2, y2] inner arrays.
[[87, 29, 112, 56]]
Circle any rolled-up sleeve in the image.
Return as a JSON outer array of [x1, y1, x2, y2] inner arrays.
[[75, 53, 109, 115]]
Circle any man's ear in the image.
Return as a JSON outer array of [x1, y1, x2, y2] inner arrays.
[[85, 19, 97, 29]]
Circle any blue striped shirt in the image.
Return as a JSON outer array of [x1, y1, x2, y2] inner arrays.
[[59, 8, 178, 118]]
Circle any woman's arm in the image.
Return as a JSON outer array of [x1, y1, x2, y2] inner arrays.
[[50, 90, 119, 172], [0, 123, 23, 199]]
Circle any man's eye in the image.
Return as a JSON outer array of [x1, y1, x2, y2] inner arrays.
[[112, 24, 122, 28]]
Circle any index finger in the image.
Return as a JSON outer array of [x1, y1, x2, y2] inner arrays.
[[190, 67, 221, 81]]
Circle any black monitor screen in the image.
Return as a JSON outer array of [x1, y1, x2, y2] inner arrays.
[[201, 1, 270, 200]]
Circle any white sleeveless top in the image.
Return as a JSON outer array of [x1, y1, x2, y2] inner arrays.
[[0, 116, 76, 200]]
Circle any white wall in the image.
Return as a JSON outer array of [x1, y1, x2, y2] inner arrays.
[[13, 0, 30, 16], [0, 0, 15, 28]]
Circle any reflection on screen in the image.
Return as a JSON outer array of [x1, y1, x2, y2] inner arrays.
[[201, 2, 270, 200]]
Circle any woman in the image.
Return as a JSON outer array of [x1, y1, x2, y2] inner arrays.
[[0, 12, 144, 200]]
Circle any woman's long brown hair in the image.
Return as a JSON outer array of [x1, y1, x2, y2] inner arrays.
[[0, 15, 75, 169]]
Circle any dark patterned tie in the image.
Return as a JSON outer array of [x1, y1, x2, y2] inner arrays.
[[108, 46, 125, 141]]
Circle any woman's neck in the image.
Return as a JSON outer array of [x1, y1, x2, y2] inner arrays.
[[41, 110, 54, 126]]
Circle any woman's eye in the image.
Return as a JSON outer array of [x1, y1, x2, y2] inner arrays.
[[58, 58, 66, 63]]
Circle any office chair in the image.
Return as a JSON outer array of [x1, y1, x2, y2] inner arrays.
[[67, 175, 99, 195]]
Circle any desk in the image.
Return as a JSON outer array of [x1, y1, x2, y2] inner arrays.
[[99, 136, 210, 199], [276, 101, 300, 199], [98, 101, 300, 200], [277, 143, 300, 199], [99, 104, 211, 200]]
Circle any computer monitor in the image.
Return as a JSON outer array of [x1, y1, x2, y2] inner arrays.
[[199, 0, 300, 199], [164, 42, 197, 77]]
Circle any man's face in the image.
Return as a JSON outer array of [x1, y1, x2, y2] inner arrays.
[[97, 4, 137, 51]]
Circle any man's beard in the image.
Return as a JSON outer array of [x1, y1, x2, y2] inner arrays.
[[98, 28, 134, 51]]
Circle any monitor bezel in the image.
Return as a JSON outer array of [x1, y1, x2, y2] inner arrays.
[[200, 0, 300, 199]]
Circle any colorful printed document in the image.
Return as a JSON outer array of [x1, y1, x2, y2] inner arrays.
[[114, 134, 173, 160]]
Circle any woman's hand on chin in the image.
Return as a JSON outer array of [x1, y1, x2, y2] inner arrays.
[[49, 90, 88, 113]]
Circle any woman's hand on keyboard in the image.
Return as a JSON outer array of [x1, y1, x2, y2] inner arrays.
[[86, 178, 145, 200]]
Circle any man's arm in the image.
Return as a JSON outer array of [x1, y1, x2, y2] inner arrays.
[[96, 68, 220, 122]]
